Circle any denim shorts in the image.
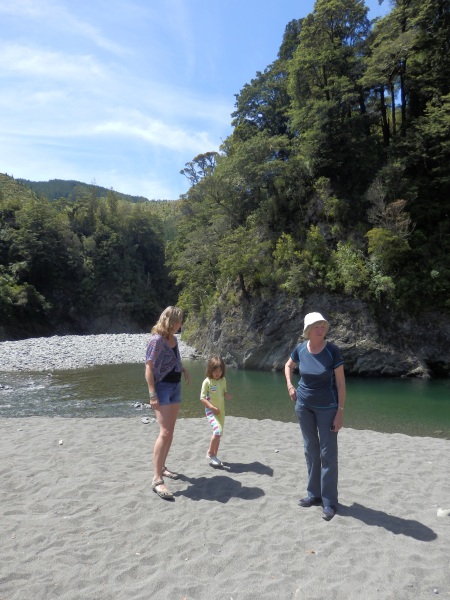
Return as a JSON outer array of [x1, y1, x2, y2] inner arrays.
[[155, 381, 182, 405]]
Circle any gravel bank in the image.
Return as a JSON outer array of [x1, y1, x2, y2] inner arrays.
[[0, 334, 198, 372]]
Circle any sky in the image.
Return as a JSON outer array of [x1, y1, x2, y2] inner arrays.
[[0, 0, 391, 201]]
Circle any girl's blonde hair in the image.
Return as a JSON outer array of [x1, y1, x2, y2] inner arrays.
[[151, 306, 183, 338], [206, 356, 226, 379]]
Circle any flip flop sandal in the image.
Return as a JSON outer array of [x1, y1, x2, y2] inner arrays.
[[152, 479, 174, 500], [163, 466, 179, 480]]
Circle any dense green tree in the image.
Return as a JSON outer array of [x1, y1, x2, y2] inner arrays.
[[169, 0, 450, 318], [180, 152, 219, 186], [0, 174, 176, 337], [330, 241, 369, 295], [405, 0, 450, 119], [217, 217, 274, 298], [288, 0, 379, 202], [231, 63, 291, 141]]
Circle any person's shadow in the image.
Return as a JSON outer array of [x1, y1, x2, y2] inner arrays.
[[339, 502, 437, 541], [223, 461, 274, 476], [174, 461, 273, 503]]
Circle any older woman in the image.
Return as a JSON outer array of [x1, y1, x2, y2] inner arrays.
[[284, 312, 346, 521], [145, 306, 191, 500]]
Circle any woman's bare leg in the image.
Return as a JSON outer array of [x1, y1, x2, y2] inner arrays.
[[153, 403, 180, 491]]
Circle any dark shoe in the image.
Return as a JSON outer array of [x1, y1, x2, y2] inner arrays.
[[322, 506, 336, 521], [298, 496, 322, 508]]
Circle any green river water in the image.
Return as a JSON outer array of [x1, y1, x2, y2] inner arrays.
[[1, 359, 449, 439]]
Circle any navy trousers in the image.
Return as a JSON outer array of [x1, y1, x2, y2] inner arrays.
[[295, 402, 338, 508]]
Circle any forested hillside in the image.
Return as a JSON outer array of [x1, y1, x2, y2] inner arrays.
[[0, 174, 180, 339], [17, 178, 166, 204], [1, 0, 449, 350], [170, 0, 450, 326]]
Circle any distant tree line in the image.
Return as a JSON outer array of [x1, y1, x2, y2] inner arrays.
[[169, 0, 450, 319], [0, 174, 180, 338], [16, 178, 169, 204]]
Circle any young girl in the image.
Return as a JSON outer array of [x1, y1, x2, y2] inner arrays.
[[200, 356, 232, 467]]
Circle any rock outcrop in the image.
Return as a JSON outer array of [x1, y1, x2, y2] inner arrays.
[[185, 293, 450, 378]]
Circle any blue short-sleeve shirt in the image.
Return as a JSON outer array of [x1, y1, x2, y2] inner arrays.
[[290, 341, 344, 409]]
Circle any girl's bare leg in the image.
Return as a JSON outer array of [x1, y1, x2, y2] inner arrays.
[[208, 434, 221, 457]]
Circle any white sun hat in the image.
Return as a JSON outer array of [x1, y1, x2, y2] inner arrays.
[[303, 312, 329, 337]]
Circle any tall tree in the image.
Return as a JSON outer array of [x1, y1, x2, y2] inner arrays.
[[288, 0, 379, 203]]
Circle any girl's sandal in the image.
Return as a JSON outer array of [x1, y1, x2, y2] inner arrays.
[[152, 479, 174, 500], [162, 466, 179, 480]]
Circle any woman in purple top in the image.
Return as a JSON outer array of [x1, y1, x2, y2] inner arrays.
[[145, 306, 191, 500], [284, 312, 346, 521]]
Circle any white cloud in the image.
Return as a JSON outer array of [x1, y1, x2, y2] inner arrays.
[[93, 113, 218, 154], [162, 0, 196, 77], [0, 39, 232, 147], [0, 0, 234, 198], [0, 0, 43, 18], [0, 43, 107, 81], [0, 0, 125, 55]]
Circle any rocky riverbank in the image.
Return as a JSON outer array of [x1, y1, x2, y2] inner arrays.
[[184, 293, 450, 378], [3, 295, 450, 378], [0, 333, 198, 372]]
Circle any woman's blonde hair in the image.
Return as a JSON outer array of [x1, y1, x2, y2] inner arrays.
[[206, 356, 226, 379], [151, 306, 183, 338]]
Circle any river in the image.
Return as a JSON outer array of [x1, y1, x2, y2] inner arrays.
[[1, 359, 449, 439]]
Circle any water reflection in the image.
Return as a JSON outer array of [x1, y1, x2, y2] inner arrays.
[[1, 360, 449, 439]]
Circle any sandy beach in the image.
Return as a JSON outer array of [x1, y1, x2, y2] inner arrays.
[[1, 416, 449, 600]]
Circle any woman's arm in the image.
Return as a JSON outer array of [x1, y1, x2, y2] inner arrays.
[[284, 357, 297, 402], [145, 361, 159, 407], [332, 365, 346, 432]]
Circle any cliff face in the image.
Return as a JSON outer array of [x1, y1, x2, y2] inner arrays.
[[184, 293, 450, 378]]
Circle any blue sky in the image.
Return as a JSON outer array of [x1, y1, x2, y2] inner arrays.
[[0, 0, 391, 200]]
